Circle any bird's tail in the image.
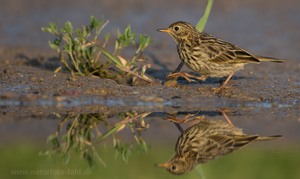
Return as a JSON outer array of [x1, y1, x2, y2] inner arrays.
[[257, 56, 285, 63], [256, 135, 282, 141]]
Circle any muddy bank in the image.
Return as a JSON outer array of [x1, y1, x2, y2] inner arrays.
[[0, 45, 299, 108]]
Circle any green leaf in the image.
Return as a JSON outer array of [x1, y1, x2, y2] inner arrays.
[[90, 16, 103, 30], [117, 25, 136, 49], [97, 47, 122, 66], [196, 0, 213, 32], [114, 141, 132, 163], [63, 21, 73, 34], [41, 22, 58, 34], [41, 27, 51, 33], [97, 123, 126, 141], [49, 38, 61, 50], [47, 134, 60, 148], [104, 33, 110, 42], [138, 35, 151, 51]]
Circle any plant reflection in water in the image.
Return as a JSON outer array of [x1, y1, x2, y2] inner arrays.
[[43, 111, 150, 166]]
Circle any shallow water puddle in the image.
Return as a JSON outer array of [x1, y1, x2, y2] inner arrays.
[[1, 101, 299, 178]]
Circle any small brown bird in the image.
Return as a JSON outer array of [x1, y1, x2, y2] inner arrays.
[[157, 119, 281, 175], [158, 21, 284, 92]]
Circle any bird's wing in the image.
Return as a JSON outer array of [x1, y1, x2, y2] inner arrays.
[[203, 135, 235, 154], [200, 37, 261, 64], [187, 135, 234, 163], [207, 134, 260, 155], [188, 135, 258, 163]]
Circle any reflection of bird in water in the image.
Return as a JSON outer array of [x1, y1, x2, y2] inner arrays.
[[157, 119, 281, 175]]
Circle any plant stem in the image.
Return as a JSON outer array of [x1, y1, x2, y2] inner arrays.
[[196, 0, 213, 32]]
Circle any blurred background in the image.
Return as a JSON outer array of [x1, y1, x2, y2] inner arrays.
[[1, 0, 299, 57]]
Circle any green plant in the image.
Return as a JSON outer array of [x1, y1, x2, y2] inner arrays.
[[44, 111, 151, 166], [196, 0, 214, 32], [42, 16, 152, 84], [99, 111, 150, 163], [44, 113, 107, 166]]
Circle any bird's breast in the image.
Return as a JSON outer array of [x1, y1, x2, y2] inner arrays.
[[177, 44, 211, 73]]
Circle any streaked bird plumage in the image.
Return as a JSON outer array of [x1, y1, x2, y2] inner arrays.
[[158, 21, 284, 90], [157, 119, 281, 175]]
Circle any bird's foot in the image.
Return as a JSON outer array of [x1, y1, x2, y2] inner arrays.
[[165, 114, 205, 124], [213, 72, 235, 93], [167, 72, 206, 82], [165, 114, 189, 124], [212, 85, 231, 94]]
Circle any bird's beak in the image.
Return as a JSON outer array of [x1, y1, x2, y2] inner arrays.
[[155, 162, 169, 168], [157, 28, 171, 33]]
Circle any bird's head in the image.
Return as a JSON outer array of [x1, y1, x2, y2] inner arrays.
[[156, 157, 193, 175], [157, 21, 198, 43]]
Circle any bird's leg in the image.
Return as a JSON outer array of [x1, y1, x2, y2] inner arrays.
[[173, 123, 184, 134], [218, 108, 234, 126], [213, 71, 235, 93], [174, 61, 185, 73], [164, 114, 185, 133]]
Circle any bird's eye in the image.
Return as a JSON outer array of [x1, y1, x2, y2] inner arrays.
[[171, 165, 177, 171], [174, 26, 179, 31]]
